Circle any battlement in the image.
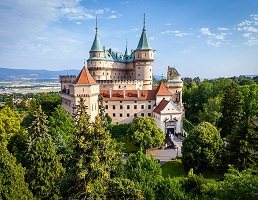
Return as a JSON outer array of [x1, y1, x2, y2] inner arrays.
[[59, 75, 77, 83]]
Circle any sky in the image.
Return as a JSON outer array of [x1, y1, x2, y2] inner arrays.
[[0, 0, 258, 78]]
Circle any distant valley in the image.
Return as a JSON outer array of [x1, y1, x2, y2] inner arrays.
[[0, 67, 80, 82]]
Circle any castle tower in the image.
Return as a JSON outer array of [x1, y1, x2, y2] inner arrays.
[[166, 66, 183, 106], [60, 65, 100, 121], [134, 14, 154, 90], [87, 17, 106, 81]]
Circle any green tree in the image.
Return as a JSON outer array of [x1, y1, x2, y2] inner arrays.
[[154, 177, 186, 200], [36, 93, 61, 116], [0, 107, 22, 146], [225, 84, 258, 169], [199, 96, 222, 127], [26, 106, 64, 200], [69, 98, 122, 199], [49, 105, 75, 155], [128, 117, 165, 149], [106, 178, 143, 200], [218, 167, 258, 200], [220, 82, 242, 138], [124, 152, 163, 199], [5, 96, 14, 109], [182, 122, 223, 172], [0, 145, 34, 200]]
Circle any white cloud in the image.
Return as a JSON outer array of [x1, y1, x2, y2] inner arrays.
[[107, 14, 121, 19], [218, 27, 229, 31], [199, 27, 227, 47], [237, 14, 258, 46], [200, 28, 212, 36], [161, 30, 188, 37], [149, 36, 155, 40]]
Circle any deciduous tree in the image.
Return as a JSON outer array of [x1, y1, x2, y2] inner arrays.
[[182, 122, 223, 172], [128, 117, 165, 149]]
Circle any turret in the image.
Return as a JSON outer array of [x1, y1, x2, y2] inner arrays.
[[166, 66, 183, 106], [134, 14, 154, 90], [87, 17, 107, 81], [89, 17, 104, 58]]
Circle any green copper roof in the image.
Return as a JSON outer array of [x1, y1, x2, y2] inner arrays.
[[136, 27, 152, 50], [90, 31, 103, 52]]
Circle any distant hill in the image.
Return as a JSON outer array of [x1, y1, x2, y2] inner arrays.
[[0, 67, 164, 83], [0, 67, 80, 81]]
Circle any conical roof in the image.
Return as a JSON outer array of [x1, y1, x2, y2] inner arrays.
[[156, 81, 171, 96], [90, 31, 103, 52], [73, 66, 97, 85], [136, 27, 152, 50]]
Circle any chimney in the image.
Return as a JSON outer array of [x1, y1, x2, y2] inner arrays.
[[109, 89, 112, 99]]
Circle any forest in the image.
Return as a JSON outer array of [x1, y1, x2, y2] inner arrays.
[[0, 75, 258, 200]]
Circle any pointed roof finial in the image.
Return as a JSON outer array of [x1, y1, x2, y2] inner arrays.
[[95, 16, 98, 32], [143, 13, 146, 31], [124, 40, 129, 56]]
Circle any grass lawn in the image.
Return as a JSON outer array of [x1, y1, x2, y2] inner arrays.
[[161, 159, 225, 181], [161, 159, 187, 178]]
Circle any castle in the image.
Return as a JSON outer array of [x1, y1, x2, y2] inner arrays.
[[60, 17, 185, 135]]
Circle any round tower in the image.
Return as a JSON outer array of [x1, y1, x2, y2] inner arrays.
[[134, 14, 154, 90], [87, 17, 106, 81]]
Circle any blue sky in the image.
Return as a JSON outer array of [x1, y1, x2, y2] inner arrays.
[[0, 0, 258, 78]]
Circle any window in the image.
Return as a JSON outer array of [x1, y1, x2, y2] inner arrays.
[[134, 105, 137, 109], [141, 113, 144, 117], [138, 67, 140, 69], [138, 74, 140, 76], [141, 105, 144, 109], [150, 76, 152, 78], [127, 113, 130, 117], [120, 105, 123, 109], [120, 114, 122, 117], [134, 101, 137, 103], [105, 105, 108, 109], [150, 69, 151, 72], [127, 105, 130, 109], [113, 105, 115, 109], [120, 101, 122, 103], [134, 113, 137, 117], [113, 113, 116, 117], [148, 105, 151, 109], [148, 113, 151, 116]]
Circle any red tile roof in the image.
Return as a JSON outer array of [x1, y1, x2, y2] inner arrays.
[[156, 82, 171, 96], [153, 99, 169, 114], [73, 66, 97, 85], [100, 90, 156, 101]]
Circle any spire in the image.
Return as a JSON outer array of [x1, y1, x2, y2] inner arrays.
[[143, 13, 146, 31], [90, 16, 103, 52], [136, 13, 152, 50], [124, 41, 129, 56]]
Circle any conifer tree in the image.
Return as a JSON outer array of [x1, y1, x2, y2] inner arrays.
[[69, 98, 122, 199], [224, 85, 258, 169], [220, 82, 242, 138], [26, 105, 64, 200], [0, 145, 34, 200]]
